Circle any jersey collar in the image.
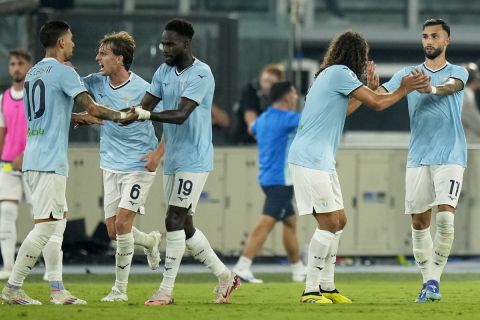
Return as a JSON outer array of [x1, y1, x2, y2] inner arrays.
[[423, 61, 449, 73]]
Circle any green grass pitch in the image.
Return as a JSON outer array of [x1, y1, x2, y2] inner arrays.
[[1, 273, 479, 320]]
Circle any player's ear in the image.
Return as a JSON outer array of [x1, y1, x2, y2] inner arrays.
[[58, 37, 65, 49]]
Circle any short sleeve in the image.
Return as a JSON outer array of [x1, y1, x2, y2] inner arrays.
[[450, 66, 469, 89], [285, 112, 301, 131], [182, 71, 213, 105], [334, 66, 363, 96], [382, 68, 409, 93], [61, 66, 87, 99], [148, 67, 163, 99], [82, 73, 96, 93], [0, 94, 5, 127]]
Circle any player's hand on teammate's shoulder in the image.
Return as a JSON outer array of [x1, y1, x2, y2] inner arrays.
[[72, 111, 103, 129]]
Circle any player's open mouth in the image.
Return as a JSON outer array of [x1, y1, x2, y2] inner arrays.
[[99, 64, 104, 71]]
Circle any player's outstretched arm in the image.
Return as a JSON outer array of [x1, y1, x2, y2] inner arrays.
[[347, 61, 380, 115], [140, 92, 162, 111], [72, 112, 103, 128], [74, 92, 134, 121], [135, 97, 198, 124], [417, 78, 464, 96], [352, 72, 429, 111]]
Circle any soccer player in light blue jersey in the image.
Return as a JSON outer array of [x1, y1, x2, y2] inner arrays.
[[1, 21, 135, 305], [82, 31, 162, 302], [380, 19, 469, 303], [132, 18, 240, 306], [287, 31, 429, 304], [233, 82, 306, 284]]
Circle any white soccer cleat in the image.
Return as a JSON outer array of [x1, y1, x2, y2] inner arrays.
[[144, 231, 162, 270], [100, 286, 128, 302], [50, 289, 87, 305], [1, 286, 42, 305], [214, 272, 241, 304], [232, 267, 263, 284], [144, 289, 174, 306], [0, 269, 11, 280]]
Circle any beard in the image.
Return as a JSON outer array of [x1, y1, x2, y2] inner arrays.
[[164, 55, 181, 67], [424, 46, 443, 60], [12, 73, 24, 83]]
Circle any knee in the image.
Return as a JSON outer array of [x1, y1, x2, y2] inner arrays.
[[106, 225, 117, 240], [436, 212, 455, 236], [165, 207, 188, 232], [114, 218, 131, 235], [411, 220, 429, 230], [338, 217, 347, 230], [183, 217, 195, 239]]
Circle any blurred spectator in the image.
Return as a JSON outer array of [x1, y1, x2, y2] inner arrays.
[[212, 103, 231, 145], [232, 64, 285, 144], [461, 62, 480, 144]]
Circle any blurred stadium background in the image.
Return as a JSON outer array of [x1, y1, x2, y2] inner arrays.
[[1, 0, 480, 270]]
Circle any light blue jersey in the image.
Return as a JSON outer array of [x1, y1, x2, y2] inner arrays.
[[149, 59, 214, 174], [288, 65, 363, 173], [83, 72, 158, 172], [22, 58, 87, 176], [382, 62, 468, 168]]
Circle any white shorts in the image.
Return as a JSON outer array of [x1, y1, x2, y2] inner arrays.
[[23, 171, 68, 219], [405, 165, 465, 214], [103, 170, 155, 219], [163, 172, 209, 214], [0, 167, 23, 201], [289, 164, 344, 215]]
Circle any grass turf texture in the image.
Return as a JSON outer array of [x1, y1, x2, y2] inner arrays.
[[1, 273, 479, 320]]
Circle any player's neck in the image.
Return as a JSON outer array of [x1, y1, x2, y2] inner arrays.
[[424, 56, 447, 71], [11, 81, 24, 92], [45, 48, 65, 63], [176, 55, 195, 72], [109, 69, 130, 87], [273, 102, 289, 111]]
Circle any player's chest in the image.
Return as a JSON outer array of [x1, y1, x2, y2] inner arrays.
[[429, 72, 452, 86], [96, 90, 139, 109], [161, 76, 189, 100]]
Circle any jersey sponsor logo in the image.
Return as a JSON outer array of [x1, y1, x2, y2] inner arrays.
[[27, 127, 45, 137]]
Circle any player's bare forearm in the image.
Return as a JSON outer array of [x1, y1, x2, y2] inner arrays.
[[149, 109, 191, 124], [75, 92, 124, 120], [431, 78, 464, 96], [244, 110, 257, 127], [136, 97, 198, 124], [140, 92, 161, 111]]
